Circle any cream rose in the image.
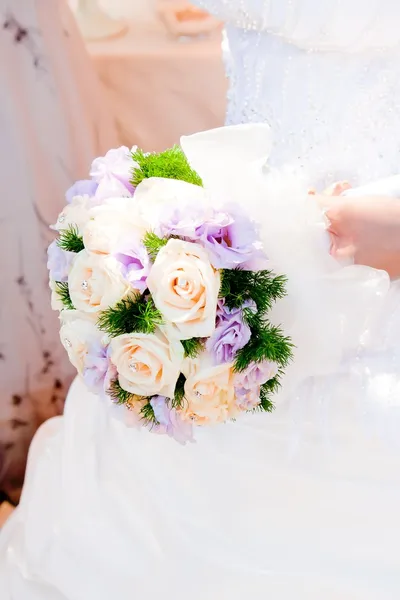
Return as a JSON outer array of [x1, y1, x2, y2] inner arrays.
[[83, 197, 147, 255], [52, 195, 92, 234], [59, 310, 103, 374], [109, 328, 184, 398], [68, 250, 130, 313], [147, 239, 220, 340], [181, 354, 239, 425]]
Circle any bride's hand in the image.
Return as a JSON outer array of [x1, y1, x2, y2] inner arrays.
[[316, 195, 400, 278]]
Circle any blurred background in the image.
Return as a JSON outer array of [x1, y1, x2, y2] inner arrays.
[[0, 0, 227, 521]]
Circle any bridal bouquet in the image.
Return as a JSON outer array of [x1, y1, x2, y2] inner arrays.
[[48, 142, 292, 443]]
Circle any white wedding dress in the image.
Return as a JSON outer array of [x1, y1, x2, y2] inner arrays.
[[2, 2, 400, 599]]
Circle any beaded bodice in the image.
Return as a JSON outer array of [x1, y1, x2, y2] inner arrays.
[[194, 0, 400, 187]]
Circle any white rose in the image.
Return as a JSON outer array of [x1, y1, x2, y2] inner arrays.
[[59, 310, 103, 374], [147, 239, 220, 340], [181, 354, 238, 425], [134, 177, 210, 231], [52, 195, 92, 234], [83, 197, 147, 255], [109, 328, 184, 398], [68, 250, 130, 313]]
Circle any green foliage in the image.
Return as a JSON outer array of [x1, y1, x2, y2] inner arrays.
[[57, 225, 84, 253], [108, 381, 158, 427], [234, 323, 293, 373], [258, 375, 281, 413], [108, 379, 136, 405], [98, 294, 163, 338], [171, 373, 186, 409], [132, 146, 203, 187], [181, 338, 204, 359], [55, 281, 74, 310], [220, 269, 287, 314], [140, 401, 158, 426], [143, 231, 168, 262], [219, 268, 293, 374]]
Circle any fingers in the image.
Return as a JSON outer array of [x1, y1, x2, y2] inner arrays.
[[323, 181, 351, 197]]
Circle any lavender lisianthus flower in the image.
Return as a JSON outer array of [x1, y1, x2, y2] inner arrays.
[[83, 340, 111, 395], [114, 239, 150, 293], [157, 204, 267, 270], [47, 240, 75, 282], [90, 146, 137, 199], [206, 299, 255, 364], [150, 396, 194, 444], [156, 205, 205, 239], [235, 360, 279, 391], [195, 208, 267, 270], [234, 361, 279, 410], [65, 180, 98, 204], [235, 386, 261, 410]]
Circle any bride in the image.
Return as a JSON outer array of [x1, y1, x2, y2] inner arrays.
[[1, 1, 400, 598]]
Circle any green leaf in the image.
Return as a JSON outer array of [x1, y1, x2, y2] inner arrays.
[[140, 401, 158, 426], [181, 338, 204, 359], [220, 268, 288, 315], [57, 225, 84, 253], [171, 373, 186, 409], [234, 324, 294, 373], [132, 146, 203, 188], [55, 281, 74, 310], [98, 294, 163, 338], [143, 231, 168, 262], [108, 379, 136, 405]]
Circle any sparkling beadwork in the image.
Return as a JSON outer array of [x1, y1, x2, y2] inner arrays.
[[178, 278, 188, 288], [196, 0, 400, 187], [195, 391, 202, 398], [129, 360, 137, 372], [64, 338, 72, 348], [57, 214, 66, 223], [81, 280, 89, 290]]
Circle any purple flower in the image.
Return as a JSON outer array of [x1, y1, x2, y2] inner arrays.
[[150, 396, 194, 444], [157, 206, 204, 239], [114, 240, 150, 293], [235, 361, 279, 391], [83, 340, 111, 394], [157, 205, 267, 270], [47, 240, 75, 282], [65, 180, 98, 203], [234, 361, 279, 411], [235, 387, 260, 410], [90, 147, 136, 198], [206, 300, 254, 364]]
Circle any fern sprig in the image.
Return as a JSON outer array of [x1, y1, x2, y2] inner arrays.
[[181, 338, 204, 359], [98, 294, 163, 338], [108, 379, 136, 405], [55, 281, 74, 310], [220, 269, 287, 315], [143, 232, 169, 262], [234, 324, 293, 373], [57, 225, 84, 253], [140, 402, 158, 426], [171, 373, 186, 409]]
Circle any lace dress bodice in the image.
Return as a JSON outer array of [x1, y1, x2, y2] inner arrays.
[[194, 0, 400, 187]]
